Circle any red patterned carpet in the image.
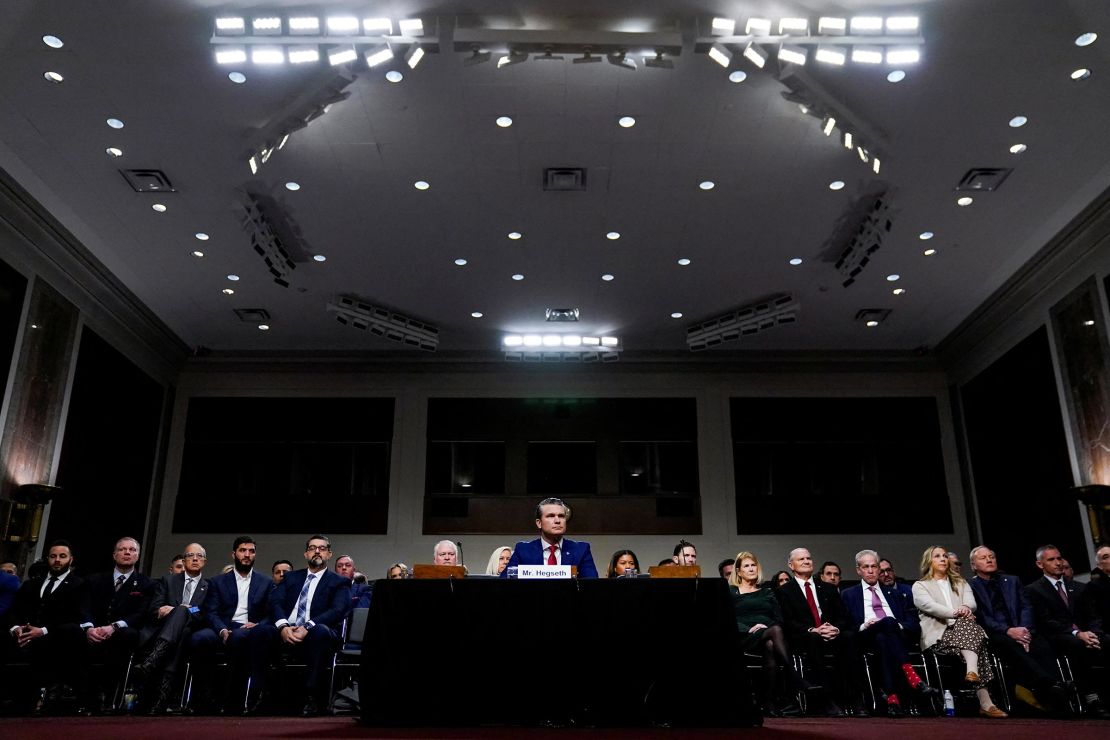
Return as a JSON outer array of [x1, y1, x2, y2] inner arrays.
[[0, 717, 1105, 739]]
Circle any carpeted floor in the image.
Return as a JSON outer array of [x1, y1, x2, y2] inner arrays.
[[0, 717, 1105, 739]]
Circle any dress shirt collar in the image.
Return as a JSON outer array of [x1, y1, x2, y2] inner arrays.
[[539, 535, 563, 553], [1043, 574, 1065, 590], [234, 568, 253, 583]]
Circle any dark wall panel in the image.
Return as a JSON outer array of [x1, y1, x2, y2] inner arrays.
[[0, 255, 27, 397]]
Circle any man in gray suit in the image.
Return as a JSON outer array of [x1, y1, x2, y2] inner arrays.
[[133, 542, 210, 713]]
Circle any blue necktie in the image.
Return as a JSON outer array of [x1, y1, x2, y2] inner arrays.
[[294, 574, 315, 626]]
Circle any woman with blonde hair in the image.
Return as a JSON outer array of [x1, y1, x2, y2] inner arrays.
[[485, 546, 512, 576], [912, 545, 1006, 718], [729, 551, 806, 716]]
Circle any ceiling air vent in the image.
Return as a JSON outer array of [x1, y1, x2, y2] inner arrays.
[[119, 169, 175, 192], [955, 168, 1012, 192], [234, 308, 270, 323], [543, 167, 587, 191]]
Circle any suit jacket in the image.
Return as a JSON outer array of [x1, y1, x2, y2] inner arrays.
[[140, 572, 210, 643], [841, 580, 921, 638], [9, 572, 87, 629], [775, 576, 853, 642], [969, 574, 1034, 637], [84, 570, 152, 629], [502, 538, 599, 579], [911, 577, 976, 650], [0, 571, 19, 624], [1026, 576, 1102, 638], [270, 568, 351, 631], [203, 569, 271, 633]]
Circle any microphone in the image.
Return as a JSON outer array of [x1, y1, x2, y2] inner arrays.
[[455, 541, 464, 566]]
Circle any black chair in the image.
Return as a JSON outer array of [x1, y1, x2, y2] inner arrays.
[[922, 648, 1009, 715], [328, 607, 368, 714]]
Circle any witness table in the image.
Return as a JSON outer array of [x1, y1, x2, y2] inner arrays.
[[360, 577, 759, 727]]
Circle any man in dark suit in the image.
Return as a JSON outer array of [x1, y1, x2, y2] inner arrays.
[[252, 534, 351, 716], [190, 535, 271, 713], [5, 541, 88, 712], [133, 541, 210, 712], [502, 497, 599, 578], [775, 547, 865, 717], [841, 549, 934, 716], [968, 546, 1066, 713], [1026, 543, 1108, 717], [81, 536, 152, 711]]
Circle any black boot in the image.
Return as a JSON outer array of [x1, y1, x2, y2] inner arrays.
[[146, 675, 175, 715], [133, 639, 171, 681]]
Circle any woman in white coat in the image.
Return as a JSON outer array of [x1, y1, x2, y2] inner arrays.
[[912, 545, 1007, 718]]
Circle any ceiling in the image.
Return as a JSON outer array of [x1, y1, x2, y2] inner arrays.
[[0, 0, 1107, 358]]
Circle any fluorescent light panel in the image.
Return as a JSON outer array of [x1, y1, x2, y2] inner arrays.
[[363, 18, 393, 34], [815, 45, 846, 65], [742, 42, 768, 68], [708, 43, 733, 67], [252, 17, 281, 33], [779, 18, 809, 35], [326, 16, 360, 34], [779, 44, 807, 66], [251, 47, 284, 64], [886, 16, 920, 33], [818, 17, 847, 35], [398, 18, 424, 36], [328, 46, 358, 65], [886, 48, 921, 65], [216, 48, 247, 64], [365, 44, 393, 68], [711, 18, 736, 36], [852, 46, 883, 64], [288, 47, 320, 64], [502, 334, 619, 349], [215, 17, 245, 33], [746, 18, 771, 35], [288, 17, 320, 33]]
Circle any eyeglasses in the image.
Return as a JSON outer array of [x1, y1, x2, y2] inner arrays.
[[183, 553, 206, 560], [306, 545, 330, 552]]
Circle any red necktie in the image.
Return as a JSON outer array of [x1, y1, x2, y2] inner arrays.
[[547, 545, 557, 565], [804, 581, 822, 628]]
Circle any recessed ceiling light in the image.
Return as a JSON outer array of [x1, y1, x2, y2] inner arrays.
[[886, 274, 900, 281], [1071, 68, 1091, 81], [43, 71, 63, 83], [1084, 319, 1096, 326], [106, 147, 123, 157], [385, 70, 403, 83], [789, 258, 803, 266], [728, 70, 748, 83], [698, 180, 715, 191], [228, 72, 247, 84], [258, 324, 270, 331], [677, 258, 691, 266], [195, 232, 209, 241], [1008, 115, 1028, 128], [151, 203, 166, 212], [414, 180, 430, 190], [454, 258, 468, 266], [507, 231, 522, 240], [923, 248, 937, 256], [227, 274, 240, 281], [957, 196, 974, 206], [313, 254, 326, 262], [1075, 32, 1098, 47], [1009, 143, 1027, 154], [886, 70, 906, 83], [106, 118, 124, 129], [222, 288, 235, 295], [496, 116, 513, 128], [829, 180, 845, 190], [511, 273, 524, 281], [601, 273, 615, 281], [671, 312, 684, 319], [471, 311, 484, 318], [192, 251, 204, 258], [285, 181, 300, 191], [618, 116, 636, 128], [918, 231, 934, 240], [42, 35, 64, 48], [606, 231, 620, 240], [892, 288, 905, 295], [865, 320, 880, 327]]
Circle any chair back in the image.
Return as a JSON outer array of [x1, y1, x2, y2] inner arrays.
[[346, 607, 369, 646]]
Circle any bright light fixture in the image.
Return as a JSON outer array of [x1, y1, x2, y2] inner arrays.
[[745, 18, 771, 36], [601, 274, 615, 281], [708, 43, 733, 68], [285, 182, 300, 191], [815, 45, 847, 65], [843, 131, 853, 149], [504, 336, 523, 347], [496, 116, 513, 127], [542, 335, 561, 347], [887, 70, 906, 83], [454, 258, 467, 266], [215, 17, 245, 33], [195, 233, 209, 241], [44, 71, 63, 83], [872, 157, 881, 174], [919, 231, 934, 240], [742, 43, 768, 68], [677, 258, 691, 266], [288, 47, 320, 64], [405, 45, 425, 69], [289, 17, 321, 34], [192, 251, 204, 258], [857, 146, 869, 163], [606, 231, 620, 240], [386, 70, 403, 82], [851, 46, 883, 64], [817, 17, 847, 35], [1071, 68, 1091, 80], [365, 44, 393, 68], [829, 180, 845, 190], [728, 70, 747, 83], [957, 196, 973, 206], [398, 19, 424, 36], [1075, 32, 1097, 47], [1009, 144, 1027, 154], [618, 116, 636, 128], [227, 274, 240, 281], [512, 273, 524, 281], [789, 258, 803, 266], [822, 116, 837, 136], [893, 288, 905, 295], [251, 47, 284, 65], [562, 336, 582, 346], [671, 312, 683, 319], [106, 118, 124, 129], [886, 48, 920, 65], [327, 17, 360, 34], [923, 249, 936, 256], [508, 232, 522, 240], [222, 288, 234, 295], [106, 147, 122, 157], [886, 274, 900, 282], [850, 17, 884, 34], [258, 324, 270, 331], [229, 72, 247, 83], [886, 17, 920, 33], [779, 18, 809, 35], [42, 35, 64, 48], [866, 320, 879, 327], [471, 312, 483, 318], [711, 18, 736, 36], [601, 337, 619, 347], [216, 48, 247, 65], [1009, 115, 1027, 127], [152, 204, 166, 212], [779, 45, 807, 66], [363, 18, 393, 34], [328, 46, 358, 66], [313, 255, 326, 262], [414, 180, 430, 190], [522, 335, 541, 347], [252, 17, 282, 33], [699, 181, 715, 191]]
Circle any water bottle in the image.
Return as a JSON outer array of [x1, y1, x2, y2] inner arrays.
[[943, 690, 955, 717]]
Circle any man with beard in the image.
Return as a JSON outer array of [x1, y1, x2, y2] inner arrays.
[[253, 534, 350, 716], [191, 536, 271, 713], [6, 541, 87, 713]]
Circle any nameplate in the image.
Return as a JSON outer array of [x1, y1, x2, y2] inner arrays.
[[518, 565, 572, 579]]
